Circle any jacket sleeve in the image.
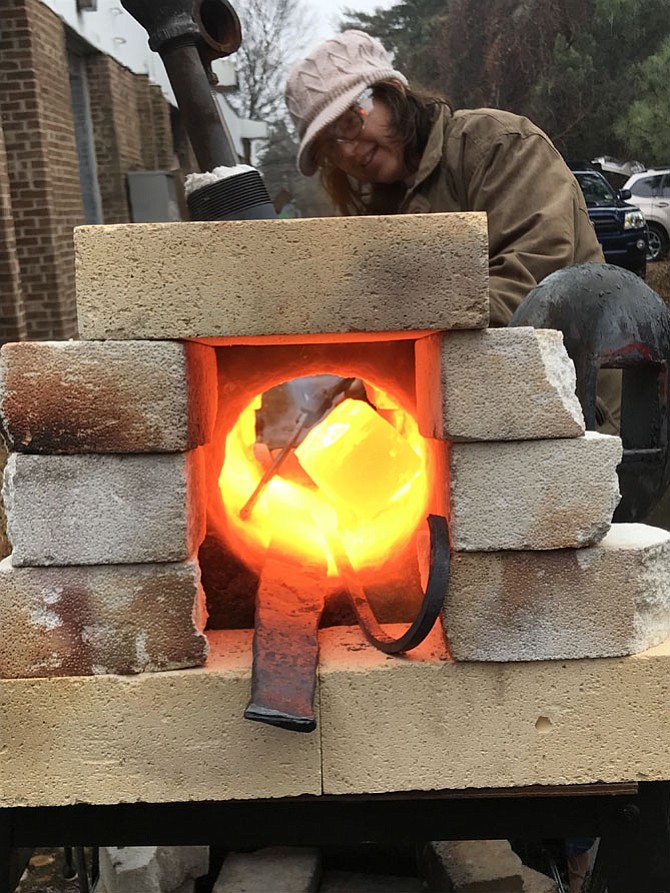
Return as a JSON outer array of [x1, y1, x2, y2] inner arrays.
[[458, 123, 602, 326]]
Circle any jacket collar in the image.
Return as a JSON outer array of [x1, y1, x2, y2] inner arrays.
[[406, 103, 452, 197]]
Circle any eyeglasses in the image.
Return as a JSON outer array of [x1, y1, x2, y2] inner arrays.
[[315, 89, 374, 161]]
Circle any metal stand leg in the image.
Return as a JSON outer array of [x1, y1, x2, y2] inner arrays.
[[0, 812, 10, 893], [601, 782, 670, 892], [0, 813, 28, 893]]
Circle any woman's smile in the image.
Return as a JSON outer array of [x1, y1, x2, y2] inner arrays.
[[331, 99, 409, 184]]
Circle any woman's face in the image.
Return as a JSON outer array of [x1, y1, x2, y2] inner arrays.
[[322, 95, 409, 184]]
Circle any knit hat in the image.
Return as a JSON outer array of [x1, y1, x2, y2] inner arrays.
[[285, 30, 408, 176]]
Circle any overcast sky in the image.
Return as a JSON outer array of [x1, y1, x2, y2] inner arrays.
[[305, 0, 394, 42]]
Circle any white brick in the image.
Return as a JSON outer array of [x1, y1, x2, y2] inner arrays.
[[0, 557, 207, 677], [521, 866, 557, 892], [422, 840, 524, 892], [3, 450, 205, 566], [74, 215, 489, 340], [449, 431, 622, 551], [100, 846, 208, 893], [416, 328, 584, 441], [0, 340, 217, 453], [446, 524, 670, 661], [213, 848, 320, 893], [0, 630, 322, 805]]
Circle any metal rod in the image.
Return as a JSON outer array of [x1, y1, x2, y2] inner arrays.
[[161, 43, 237, 170], [330, 515, 450, 654]]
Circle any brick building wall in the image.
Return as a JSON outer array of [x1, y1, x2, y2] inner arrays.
[[0, 126, 26, 344], [86, 55, 142, 224], [0, 0, 84, 340], [0, 0, 180, 340], [86, 56, 163, 224]]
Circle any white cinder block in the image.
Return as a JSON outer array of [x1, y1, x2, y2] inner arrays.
[[421, 840, 524, 892], [416, 328, 584, 441], [449, 431, 622, 551], [446, 524, 670, 660], [3, 450, 205, 566], [213, 848, 321, 893]]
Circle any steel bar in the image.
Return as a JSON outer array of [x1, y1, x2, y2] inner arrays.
[[0, 784, 658, 893], [244, 556, 326, 732], [332, 515, 450, 654]]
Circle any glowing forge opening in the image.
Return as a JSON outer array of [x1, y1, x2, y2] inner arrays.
[[218, 381, 430, 575]]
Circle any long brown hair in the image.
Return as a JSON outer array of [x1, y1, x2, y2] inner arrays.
[[316, 82, 449, 216]]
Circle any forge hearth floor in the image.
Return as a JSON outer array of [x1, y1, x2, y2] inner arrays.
[[1, 625, 670, 807]]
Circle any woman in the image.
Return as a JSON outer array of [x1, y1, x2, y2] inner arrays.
[[285, 29, 618, 432]]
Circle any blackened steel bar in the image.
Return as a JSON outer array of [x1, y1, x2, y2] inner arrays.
[[333, 515, 450, 654], [600, 781, 670, 893], [0, 785, 649, 893], [244, 557, 326, 733]]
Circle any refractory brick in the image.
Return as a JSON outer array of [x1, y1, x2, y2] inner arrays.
[[0, 557, 208, 678], [318, 624, 670, 795], [100, 846, 209, 893], [3, 450, 206, 566], [74, 214, 489, 341], [0, 340, 218, 453], [449, 431, 622, 551], [416, 327, 585, 441], [6, 626, 670, 805], [0, 629, 323, 806], [445, 524, 670, 661], [421, 840, 524, 892]]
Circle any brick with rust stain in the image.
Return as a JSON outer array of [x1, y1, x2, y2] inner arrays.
[[0, 340, 217, 453], [0, 557, 208, 678]]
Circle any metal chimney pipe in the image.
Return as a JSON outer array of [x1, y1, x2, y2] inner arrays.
[[120, 0, 241, 171]]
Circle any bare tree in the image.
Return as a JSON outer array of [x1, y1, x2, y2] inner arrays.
[[228, 0, 317, 124]]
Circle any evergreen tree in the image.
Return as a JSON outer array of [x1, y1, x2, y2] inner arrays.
[[614, 37, 670, 165], [343, 0, 670, 161], [341, 0, 449, 90], [258, 121, 333, 217]]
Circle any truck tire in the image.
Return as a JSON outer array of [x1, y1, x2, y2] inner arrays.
[[646, 222, 669, 261]]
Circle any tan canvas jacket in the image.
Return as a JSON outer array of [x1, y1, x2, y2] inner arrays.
[[397, 105, 619, 432], [400, 105, 605, 325]]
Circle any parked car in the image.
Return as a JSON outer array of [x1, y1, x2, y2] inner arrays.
[[568, 161, 648, 278], [623, 169, 670, 262]]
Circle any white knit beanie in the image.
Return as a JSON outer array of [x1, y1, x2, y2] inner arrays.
[[285, 30, 408, 176]]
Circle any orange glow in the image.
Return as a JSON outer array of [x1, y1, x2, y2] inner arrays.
[[219, 385, 430, 575]]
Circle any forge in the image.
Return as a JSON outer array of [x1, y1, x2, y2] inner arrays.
[[2, 212, 670, 809]]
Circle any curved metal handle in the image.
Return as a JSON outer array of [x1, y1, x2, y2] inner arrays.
[[336, 515, 450, 654]]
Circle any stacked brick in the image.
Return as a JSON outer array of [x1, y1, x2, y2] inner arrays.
[[4, 212, 670, 806], [415, 328, 670, 660], [0, 340, 216, 677], [71, 212, 670, 666], [3, 211, 670, 676]]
